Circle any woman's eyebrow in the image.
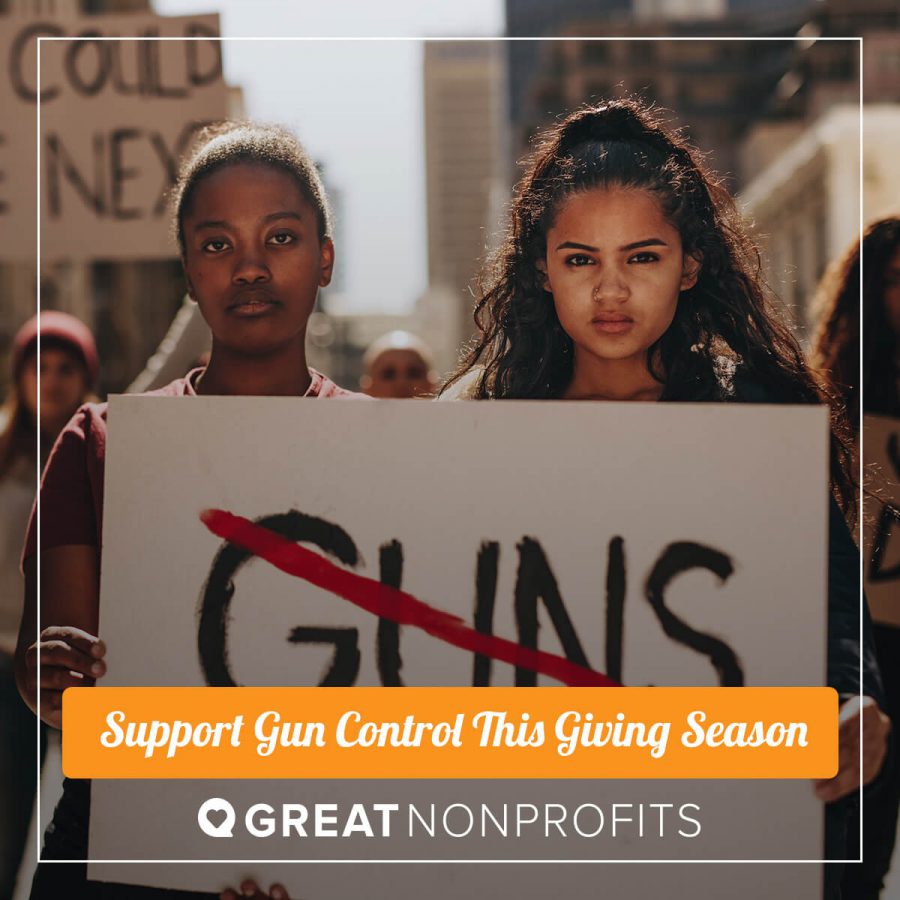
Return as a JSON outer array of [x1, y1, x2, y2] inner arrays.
[[193, 219, 229, 231], [555, 238, 669, 252], [192, 211, 303, 231], [621, 238, 668, 250], [262, 211, 303, 223]]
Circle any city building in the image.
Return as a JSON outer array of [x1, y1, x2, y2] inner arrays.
[[504, 0, 630, 136], [524, 31, 799, 187], [423, 39, 506, 349], [739, 104, 900, 336], [503, 0, 817, 186], [733, 1, 900, 332]]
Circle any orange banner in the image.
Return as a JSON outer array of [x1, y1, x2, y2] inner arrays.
[[62, 687, 838, 780]]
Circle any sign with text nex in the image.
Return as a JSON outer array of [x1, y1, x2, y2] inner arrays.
[[0, 13, 227, 261]]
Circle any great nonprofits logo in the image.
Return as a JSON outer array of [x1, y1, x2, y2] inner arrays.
[[197, 798, 701, 841]]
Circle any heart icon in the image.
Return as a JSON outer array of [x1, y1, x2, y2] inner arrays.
[[198, 797, 236, 838]]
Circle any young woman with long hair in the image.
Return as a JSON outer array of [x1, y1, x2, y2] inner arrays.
[[442, 98, 889, 894]]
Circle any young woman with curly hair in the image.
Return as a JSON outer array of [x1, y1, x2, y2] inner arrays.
[[442, 98, 888, 895]]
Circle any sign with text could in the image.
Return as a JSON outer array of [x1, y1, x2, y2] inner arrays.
[[0, 13, 227, 261]]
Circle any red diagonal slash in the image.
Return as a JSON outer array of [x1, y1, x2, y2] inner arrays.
[[200, 509, 621, 688]]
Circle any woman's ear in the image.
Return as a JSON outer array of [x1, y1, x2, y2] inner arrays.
[[536, 258, 551, 293], [681, 253, 702, 291], [319, 238, 335, 288]]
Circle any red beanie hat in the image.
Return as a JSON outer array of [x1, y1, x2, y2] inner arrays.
[[11, 312, 99, 385]]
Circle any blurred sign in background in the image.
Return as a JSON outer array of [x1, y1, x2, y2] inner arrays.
[[0, 5, 232, 387], [0, 0, 898, 394], [0, 13, 226, 260]]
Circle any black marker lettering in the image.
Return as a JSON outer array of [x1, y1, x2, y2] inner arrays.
[[645, 542, 743, 686], [605, 536, 626, 684], [198, 510, 360, 686], [186, 23, 223, 87], [44, 133, 106, 217], [287, 626, 360, 687], [109, 37, 139, 96], [472, 541, 500, 686], [10, 23, 65, 103], [64, 36, 109, 97], [151, 121, 212, 215], [376, 540, 404, 686], [109, 129, 141, 220], [145, 29, 188, 99], [514, 537, 591, 686]]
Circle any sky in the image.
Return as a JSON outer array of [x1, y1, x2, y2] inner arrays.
[[152, 0, 506, 314]]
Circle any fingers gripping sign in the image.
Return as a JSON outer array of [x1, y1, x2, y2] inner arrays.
[[29, 625, 106, 728], [814, 695, 891, 803]]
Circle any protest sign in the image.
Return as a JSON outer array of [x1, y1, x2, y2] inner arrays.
[[0, 13, 226, 261], [864, 414, 900, 626], [85, 398, 829, 896]]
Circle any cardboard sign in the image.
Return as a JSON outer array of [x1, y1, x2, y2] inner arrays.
[[86, 398, 829, 896], [0, 13, 227, 261], [864, 414, 900, 626]]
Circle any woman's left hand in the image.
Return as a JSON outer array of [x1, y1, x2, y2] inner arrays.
[[814, 694, 891, 803], [220, 880, 289, 900]]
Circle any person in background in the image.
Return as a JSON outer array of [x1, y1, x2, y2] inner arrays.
[[360, 330, 437, 398], [10, 312, 99, 468], [813, 216, 900, 899], [813, 217, 900, 425], [0, 311, 97, 899]]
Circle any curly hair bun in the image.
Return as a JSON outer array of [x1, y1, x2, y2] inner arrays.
[[557, 100, 660, 150]]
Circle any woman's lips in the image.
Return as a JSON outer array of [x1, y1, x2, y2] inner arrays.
[[591, 315, 634, 335], [228, 294, 280, 317]]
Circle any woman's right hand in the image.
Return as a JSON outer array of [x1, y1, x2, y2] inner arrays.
[[23, 626, 106, 728]]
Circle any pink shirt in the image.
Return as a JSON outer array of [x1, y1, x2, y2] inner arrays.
[[23, 368, 363, 562]]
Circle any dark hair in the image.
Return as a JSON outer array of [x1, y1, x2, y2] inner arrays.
[[173, 122, 332, 254], [443, 98, 856, 520], [813, 217, 900, 424]]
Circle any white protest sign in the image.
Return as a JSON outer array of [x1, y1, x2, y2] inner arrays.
[[0, 13, 226, 261], [863, 414, 900, 626], [87, 398, 829, 896]]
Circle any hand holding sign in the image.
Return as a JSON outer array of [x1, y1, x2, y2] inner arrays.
[[813, 695, 891, 803], [24, 626, 106, 729], [17, 544, 104, 729]]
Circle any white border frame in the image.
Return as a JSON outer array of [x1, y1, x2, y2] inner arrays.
[[33, 32, 864, 867]]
